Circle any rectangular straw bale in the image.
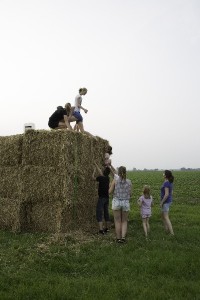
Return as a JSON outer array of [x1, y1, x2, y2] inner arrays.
[[92, 138, 109, 166], [60, 201, 96, 232], [0, 197, 21, 231], [22, 165, 73, 203], [24, 201, 63, 233], [65, 174, 97, 225], [0, 135, 23, 166], [22, 130, 78, 167], [0, 166, 22, 199]]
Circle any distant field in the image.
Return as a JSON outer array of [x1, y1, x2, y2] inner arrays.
[[128, 170, 200, 204], [0, 171, 200, 300]]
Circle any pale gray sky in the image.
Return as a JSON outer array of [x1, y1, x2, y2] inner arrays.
[[0, 0, 200, 169]]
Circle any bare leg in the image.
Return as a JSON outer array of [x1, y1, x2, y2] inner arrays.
[[55, 120, 72, 130], [146, 217, 150, 233], [121, 211, 128, 238], [161, 213, 169, 232], [113, 210, 122, 239], [142, 219, 148, 238], [77, 122, 97, 139], [162, 212, 174, 235]]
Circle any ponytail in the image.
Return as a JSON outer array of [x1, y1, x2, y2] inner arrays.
[[118, 166, 126, 181]]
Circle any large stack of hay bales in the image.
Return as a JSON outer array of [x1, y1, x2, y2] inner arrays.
[[0, 130, 109, 233]]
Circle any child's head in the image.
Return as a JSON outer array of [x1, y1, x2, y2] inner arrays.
[[105, 153, 110, 160], [79, 88, 87, 95], [106, 145, 113, 155], [65, 103, 71, 115], [143, 185, 151, 199]]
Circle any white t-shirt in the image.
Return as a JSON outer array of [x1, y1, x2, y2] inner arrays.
[[74, 94, 82, 112]]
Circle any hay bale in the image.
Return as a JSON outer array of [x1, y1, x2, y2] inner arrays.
[[0, 130, 110, 233], [22, 130, 109, 167], [21, 166, 73, 203], [0, 135, 23, 166], [22, 130, 79, 167], [0, 167, 22, 199], [22, 201, 63, 233], [0, 197, 21, 231]]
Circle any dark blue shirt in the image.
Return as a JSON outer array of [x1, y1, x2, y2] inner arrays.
[[161, 181, 173, 203]]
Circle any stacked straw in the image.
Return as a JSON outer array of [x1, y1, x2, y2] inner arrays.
[[0, 135, 23, 231], [0, 130, 109, 233]]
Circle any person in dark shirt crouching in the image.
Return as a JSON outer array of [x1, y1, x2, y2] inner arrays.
[[48, 103, 72, 130], [92, 163, 111, 234]]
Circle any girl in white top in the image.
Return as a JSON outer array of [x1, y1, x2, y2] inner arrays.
[[71, 88, 96, 138]]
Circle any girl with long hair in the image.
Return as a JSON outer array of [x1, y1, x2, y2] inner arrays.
[[109, 166, 132, 243]]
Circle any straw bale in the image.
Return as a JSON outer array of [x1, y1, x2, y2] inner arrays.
[[23, 201, 64, 233], [22, 130, 81, 167], [22, 129, 109, 168], [60, 201, 97, 232], [0, 134, 23, 166], [0, 197, 21, 231], [21, 166, 73, 203], [0, 166, 22, 199]]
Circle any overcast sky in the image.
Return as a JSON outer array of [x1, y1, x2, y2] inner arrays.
[[0, 0, 200, 170]]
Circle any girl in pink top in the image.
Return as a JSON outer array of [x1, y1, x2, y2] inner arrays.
[[137, 185, 153, 239]]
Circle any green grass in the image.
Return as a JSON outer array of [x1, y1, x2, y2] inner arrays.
[[0, 171, 200, 299]]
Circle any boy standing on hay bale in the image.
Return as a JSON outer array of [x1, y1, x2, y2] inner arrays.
[[92, 162, 111, 235]]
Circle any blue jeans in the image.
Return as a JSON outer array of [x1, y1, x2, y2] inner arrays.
[[96, 197, 110, 222]]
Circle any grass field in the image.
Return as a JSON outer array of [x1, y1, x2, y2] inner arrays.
[[0, 171, 200, 300]]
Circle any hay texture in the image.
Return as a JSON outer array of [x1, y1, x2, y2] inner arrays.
[[0, 130, 109, 233]]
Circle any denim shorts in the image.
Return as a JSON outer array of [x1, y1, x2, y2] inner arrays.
[[142, 214, 151, 219], [112, 198, 130, 212], [162, 202, 171, 212], [73, 111, 83, 123]]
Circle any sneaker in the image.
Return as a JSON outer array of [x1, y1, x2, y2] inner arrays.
[[104, 228, 110, 233], [116, 238, 123, 243], [98, 230, 105, 235], [121, 238, 126, 243]]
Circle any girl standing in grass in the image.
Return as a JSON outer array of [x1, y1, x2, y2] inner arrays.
[[137, 185, 153, 239], [160, 170, 174, 235], [109, 166, 132, 243]]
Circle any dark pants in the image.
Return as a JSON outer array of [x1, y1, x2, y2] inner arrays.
[[96, 197, 110, 222]]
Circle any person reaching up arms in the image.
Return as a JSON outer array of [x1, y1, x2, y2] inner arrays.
[[109, 166, 132, 243], [92, 163, 111, 234]]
